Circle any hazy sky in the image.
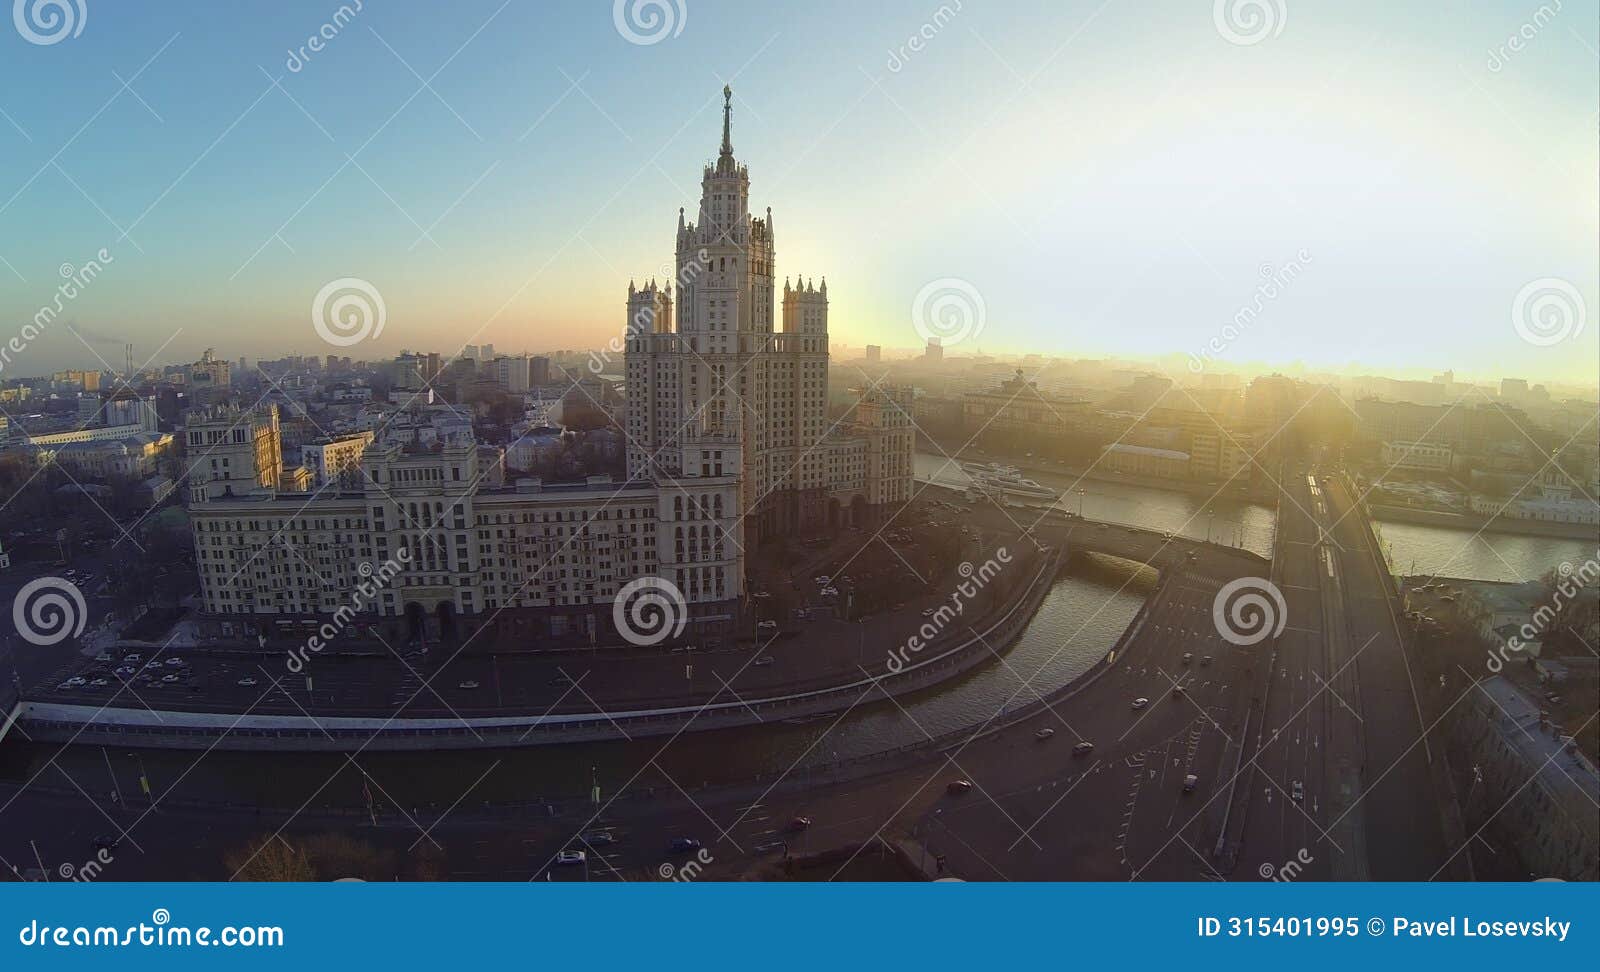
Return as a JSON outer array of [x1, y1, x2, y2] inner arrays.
[[1, 0, 1595, 386]]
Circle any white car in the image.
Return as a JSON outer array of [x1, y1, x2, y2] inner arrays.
[[236, 677, 258, 687], [123, 654, 141, 663], [65, 676, 87, 686], [1131, 697, 1149, 710], [458, 680, 480, 690], [161, 673, 180, 683], [757, 620, 777, 630], [752, 655, 774, 667], [1291, 780, 1304, 802], [820, 587, 839, 596], [555, 850, 586, 866]]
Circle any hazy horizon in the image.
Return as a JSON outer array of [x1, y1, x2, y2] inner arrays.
[[2, 0, 1595, 384]]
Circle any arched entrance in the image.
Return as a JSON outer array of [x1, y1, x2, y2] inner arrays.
[[403, 602, 428, 646]]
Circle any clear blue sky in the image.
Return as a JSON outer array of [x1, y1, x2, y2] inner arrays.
[[1, 0, 1595, 387]]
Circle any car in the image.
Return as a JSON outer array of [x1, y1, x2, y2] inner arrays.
[[820, 587, 838, 596], [1201, 655, 1212, 666], [91, 835, 119, 852], [750, 591, 770, 599], [55, 681, 75, 692], [89, 677, 109, 687], [788, 816, 812, 831], [236, 677, 258, 687], [123, 654, 141, 663], [921, 608, 937, 618], [1183, 774, 1199, 793], [114, 666, 134, 677], [1072, 741, 1095, 756], [1181, 652, 1193, 665], [757, 620, 777, 630], [166, 657, 184, 667], [946, 780, 973, 795], [94, 652, 112, 662], [64, 676, 86, 686], [161, 674, 180, 683], [1034, 728, 1055, 741], [752, 655, 774, 667], [459, 680, 480, 690], [669, 837, 702, 853], [555, 850, 586, 866], [581, 831, 616, 846], [1171, 684, 1186, 697], [1131, 697, 1149, 710], [1291, 780, 1304, 802]]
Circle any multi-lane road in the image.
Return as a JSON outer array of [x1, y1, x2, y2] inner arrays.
[[0, 473, 1465, 880]]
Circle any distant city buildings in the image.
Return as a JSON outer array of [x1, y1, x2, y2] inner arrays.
[[182, 87, 912, 645]]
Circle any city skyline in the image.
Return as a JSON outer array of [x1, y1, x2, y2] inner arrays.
[[0, 0, 1594, 385]]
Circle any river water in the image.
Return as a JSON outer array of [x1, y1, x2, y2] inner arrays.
[[5, 557, 1150, 809], [12, 462, 1577, 809]]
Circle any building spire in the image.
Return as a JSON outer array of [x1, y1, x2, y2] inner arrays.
[[720, 84, 733, 158]]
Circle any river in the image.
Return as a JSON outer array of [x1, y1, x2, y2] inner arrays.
[[3, 557, 1150, 809]]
